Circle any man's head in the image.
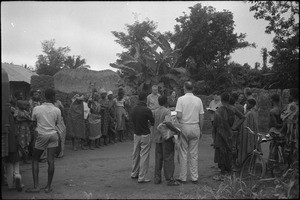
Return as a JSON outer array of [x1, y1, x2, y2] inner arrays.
[[229, 92, 238, 105], [183, 81, 193, 93], [158, 95, 168, 107], [289, 88, 299, 102], [270, 94, 280, 105], [30, 90, 41, 102], [244, 87, 252, 97], [99, 88, 107, 99], [44, 88, 56, 103], [246, 98, 256, 110], [171, 90, 176, 98], [14, 91, 24, 100], [237, 93, 244, 103], [221, 92, 230, 104], [138, 91, 147, 102], [107, 91, 113, 100], [118, 88, 125, 99], [152, 85, 158, 95], [213, 91, 221, 102]]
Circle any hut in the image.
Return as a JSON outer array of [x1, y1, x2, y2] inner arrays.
[[54, 68, 121, 95], [2, 63, 37, 100]]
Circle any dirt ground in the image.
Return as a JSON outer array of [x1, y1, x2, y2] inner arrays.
[[1, 133, 269, 199]]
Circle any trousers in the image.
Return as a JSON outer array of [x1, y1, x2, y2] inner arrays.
[[178, 123, 201, 181], [154, 138, 175, 182], [131, 134, 151, 181]]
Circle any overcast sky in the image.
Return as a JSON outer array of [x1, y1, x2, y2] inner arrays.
[[1, 1, 275, 71]]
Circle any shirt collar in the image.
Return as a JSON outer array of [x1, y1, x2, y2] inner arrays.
[[43, 102, 54, 106], [185, 92, 194, 96]]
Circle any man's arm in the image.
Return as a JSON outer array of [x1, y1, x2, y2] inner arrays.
[[175, 98, 182, 120], [199, 114, 204, 131], [146, 95, 150, 108], [148, 109, 155, 126]]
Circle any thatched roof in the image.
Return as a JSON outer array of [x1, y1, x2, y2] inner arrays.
[[2, 63, 37, 84], [53, 68, 120, 93]]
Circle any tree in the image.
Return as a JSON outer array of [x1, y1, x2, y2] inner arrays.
[[110, 19, 188, 94], [261, 47, 268, 71], [170, 3, 256, 94], [64, 55, 88, 69], [35, 39, 70, 76], [249, 1, 299, 89]]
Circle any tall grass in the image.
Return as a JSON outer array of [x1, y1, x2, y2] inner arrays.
[[179, 166, 299, 199]]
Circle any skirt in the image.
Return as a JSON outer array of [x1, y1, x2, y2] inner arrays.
[[88, 114, 102, 140]]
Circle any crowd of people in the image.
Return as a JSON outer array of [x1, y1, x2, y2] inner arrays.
[[2, 81, 298, 193]]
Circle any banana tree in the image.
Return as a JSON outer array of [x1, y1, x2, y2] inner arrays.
[[110, 29, 191, 94]]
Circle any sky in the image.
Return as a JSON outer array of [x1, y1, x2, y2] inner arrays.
[[1, 1, 276, 72]]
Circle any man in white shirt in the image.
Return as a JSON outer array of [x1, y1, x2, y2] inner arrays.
[[147, 85, 160, 112], [175, 81, 204, 184], [26, 88, 62, 193]]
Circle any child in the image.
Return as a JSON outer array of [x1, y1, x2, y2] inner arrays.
[[153, 95, 180, 186]]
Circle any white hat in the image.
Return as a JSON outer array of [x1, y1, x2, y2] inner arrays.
[[107, 91, 113, 95], [99, 88, 107, 94]]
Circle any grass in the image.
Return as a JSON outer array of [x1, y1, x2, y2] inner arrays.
[[179, 164, 299, 199]]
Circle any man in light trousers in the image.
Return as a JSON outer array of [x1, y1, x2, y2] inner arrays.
[[131, 91, 155, 183], [175, 81, 204, 184]]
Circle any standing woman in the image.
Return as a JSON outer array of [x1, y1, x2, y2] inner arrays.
[[213, 92, 244, 180], [237, 99, 259, 165], [113, 88, 128, 142], [68, 94, 87, 151], [167, 90, 178, 111], [88, 92, 102, 149]]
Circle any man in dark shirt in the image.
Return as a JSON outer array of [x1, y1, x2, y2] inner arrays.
[[130, 91, 154, 183]]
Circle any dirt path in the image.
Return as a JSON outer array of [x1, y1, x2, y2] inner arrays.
[[1, 134, 269, 199]]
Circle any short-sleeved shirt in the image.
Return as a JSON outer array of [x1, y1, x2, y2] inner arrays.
[[147, 93, 160, 111], [175, 93, 204, 124], [32, 102, 62, 135], [153, 106, 171, 143]]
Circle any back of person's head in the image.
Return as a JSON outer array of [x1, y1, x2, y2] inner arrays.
[[158, 95, 168, 106], [290, 88, 299, 100], [229, 92, 238, 105], [117, 88, 125, 100], [271, 94, 280, 103], [221, 92, 230, 103], [138, 91, 147, 101], [184, 81, 193, 91], [244, 87, 252, 96], [44, 88, 56, 102], [247, 98, 256, 107]]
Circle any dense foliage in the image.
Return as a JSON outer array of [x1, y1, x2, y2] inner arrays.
[[249, 1, 299, 89], [111, 3, 258, 95], [35, 39, 89, 76]]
